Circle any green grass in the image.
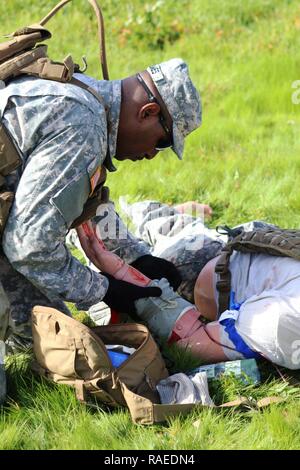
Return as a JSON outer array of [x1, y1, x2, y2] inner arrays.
[[2, 352, 300, 450], [1, 0, 300, 450]]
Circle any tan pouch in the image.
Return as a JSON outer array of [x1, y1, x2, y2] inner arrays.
[[31, 306, 170, 423], [0, 191, 14, 235], [31, 306, 284, 425], [0, 124, 22, 176], [0, 123, 22, 236]]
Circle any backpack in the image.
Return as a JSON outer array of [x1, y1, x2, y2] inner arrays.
[[0, 0, 111, 236], [215, 227, 300, 314], [0, 0, 109, 84], [31, 306, 200, 424], [32, 305, 274, 424]]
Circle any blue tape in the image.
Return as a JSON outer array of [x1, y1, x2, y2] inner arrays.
[[219, 317, 260, 359], [220, 291, 260, 359], [230, 290, 243, 311]]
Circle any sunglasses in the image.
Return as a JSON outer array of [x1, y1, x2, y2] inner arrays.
[[136, 73, 173, 151]]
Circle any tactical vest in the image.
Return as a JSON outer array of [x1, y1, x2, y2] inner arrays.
[[215, 227, 300, 314], [0, 0, 111, 235]]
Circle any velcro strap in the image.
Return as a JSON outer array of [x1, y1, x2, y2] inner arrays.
[[21, 54, 74, 82]]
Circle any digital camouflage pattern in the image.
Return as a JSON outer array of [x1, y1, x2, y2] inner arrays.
[[69, 200, 225, 305], [0, 253, 72, 352], [73, 202, 275, 307], [147, 58, 202, 159], [0, 73, 122, 346], [117, 200, 225, 303], [67, 201, 151, 268]]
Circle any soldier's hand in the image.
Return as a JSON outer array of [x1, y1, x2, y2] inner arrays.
[[130, 255, 182, 291], [102, 273, 162, 314]]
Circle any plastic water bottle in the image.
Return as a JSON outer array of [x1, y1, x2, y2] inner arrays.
[[0, 340, 6, 405], [188, 359, 261, 385]]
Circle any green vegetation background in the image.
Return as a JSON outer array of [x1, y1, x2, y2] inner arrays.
[[1, 0, 300, 450]]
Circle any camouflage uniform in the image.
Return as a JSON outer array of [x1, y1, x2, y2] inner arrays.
[[69, 199, 225, 307], [0, 73, 121, 347], [122, 200, 224, 303], [69, 201, 276, 310], [0, 57, 202, 346], [125, 204, 277, 303], [67, 200, 151, 269]]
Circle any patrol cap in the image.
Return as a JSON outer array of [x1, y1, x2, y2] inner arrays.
[[147, 58, 202, 159]]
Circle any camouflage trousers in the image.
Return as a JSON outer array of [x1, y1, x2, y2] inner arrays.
[[109, 201, 277, 304], [69, 199, 276, 309], [0, 252, 71, 352], [113, 200, 226, 303]]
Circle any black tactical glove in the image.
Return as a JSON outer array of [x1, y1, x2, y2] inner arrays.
[[130, 254, 182, 291], [102, 273, 162, 313]]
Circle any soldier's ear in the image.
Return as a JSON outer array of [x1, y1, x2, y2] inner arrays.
[[138, 103, 160, 121]]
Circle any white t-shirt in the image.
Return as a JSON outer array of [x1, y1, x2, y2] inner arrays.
[[219, 252, 300, 369]]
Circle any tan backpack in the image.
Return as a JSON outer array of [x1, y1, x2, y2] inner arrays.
[[0, 0, 109, 84], [0, 0, 111, 236], [31, 306, 204, 425], [31, 306, 284, 424], [216, 227, 300, 314]]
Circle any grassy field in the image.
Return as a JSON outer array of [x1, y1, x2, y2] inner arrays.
[[1, 0, 300, 450]]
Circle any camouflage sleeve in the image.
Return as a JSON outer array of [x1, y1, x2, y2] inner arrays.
[[91, 201, 151, 264], [2, 122, 109, 311]]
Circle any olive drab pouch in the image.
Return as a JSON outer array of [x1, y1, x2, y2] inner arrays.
[[216, 227, 300, 314]]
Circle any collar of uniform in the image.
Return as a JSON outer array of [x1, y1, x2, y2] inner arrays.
[[102, 79, 121, 172], [73, 74, 121, 172]]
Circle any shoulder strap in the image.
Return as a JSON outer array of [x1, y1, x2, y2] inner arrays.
[[20, 51, 74, 83], [71, 184, 109, 229], [215, 245, 233, 315], [70, 77, 107, 108]]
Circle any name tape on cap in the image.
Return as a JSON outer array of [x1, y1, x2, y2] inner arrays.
[[149, 65, 165, 83]]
